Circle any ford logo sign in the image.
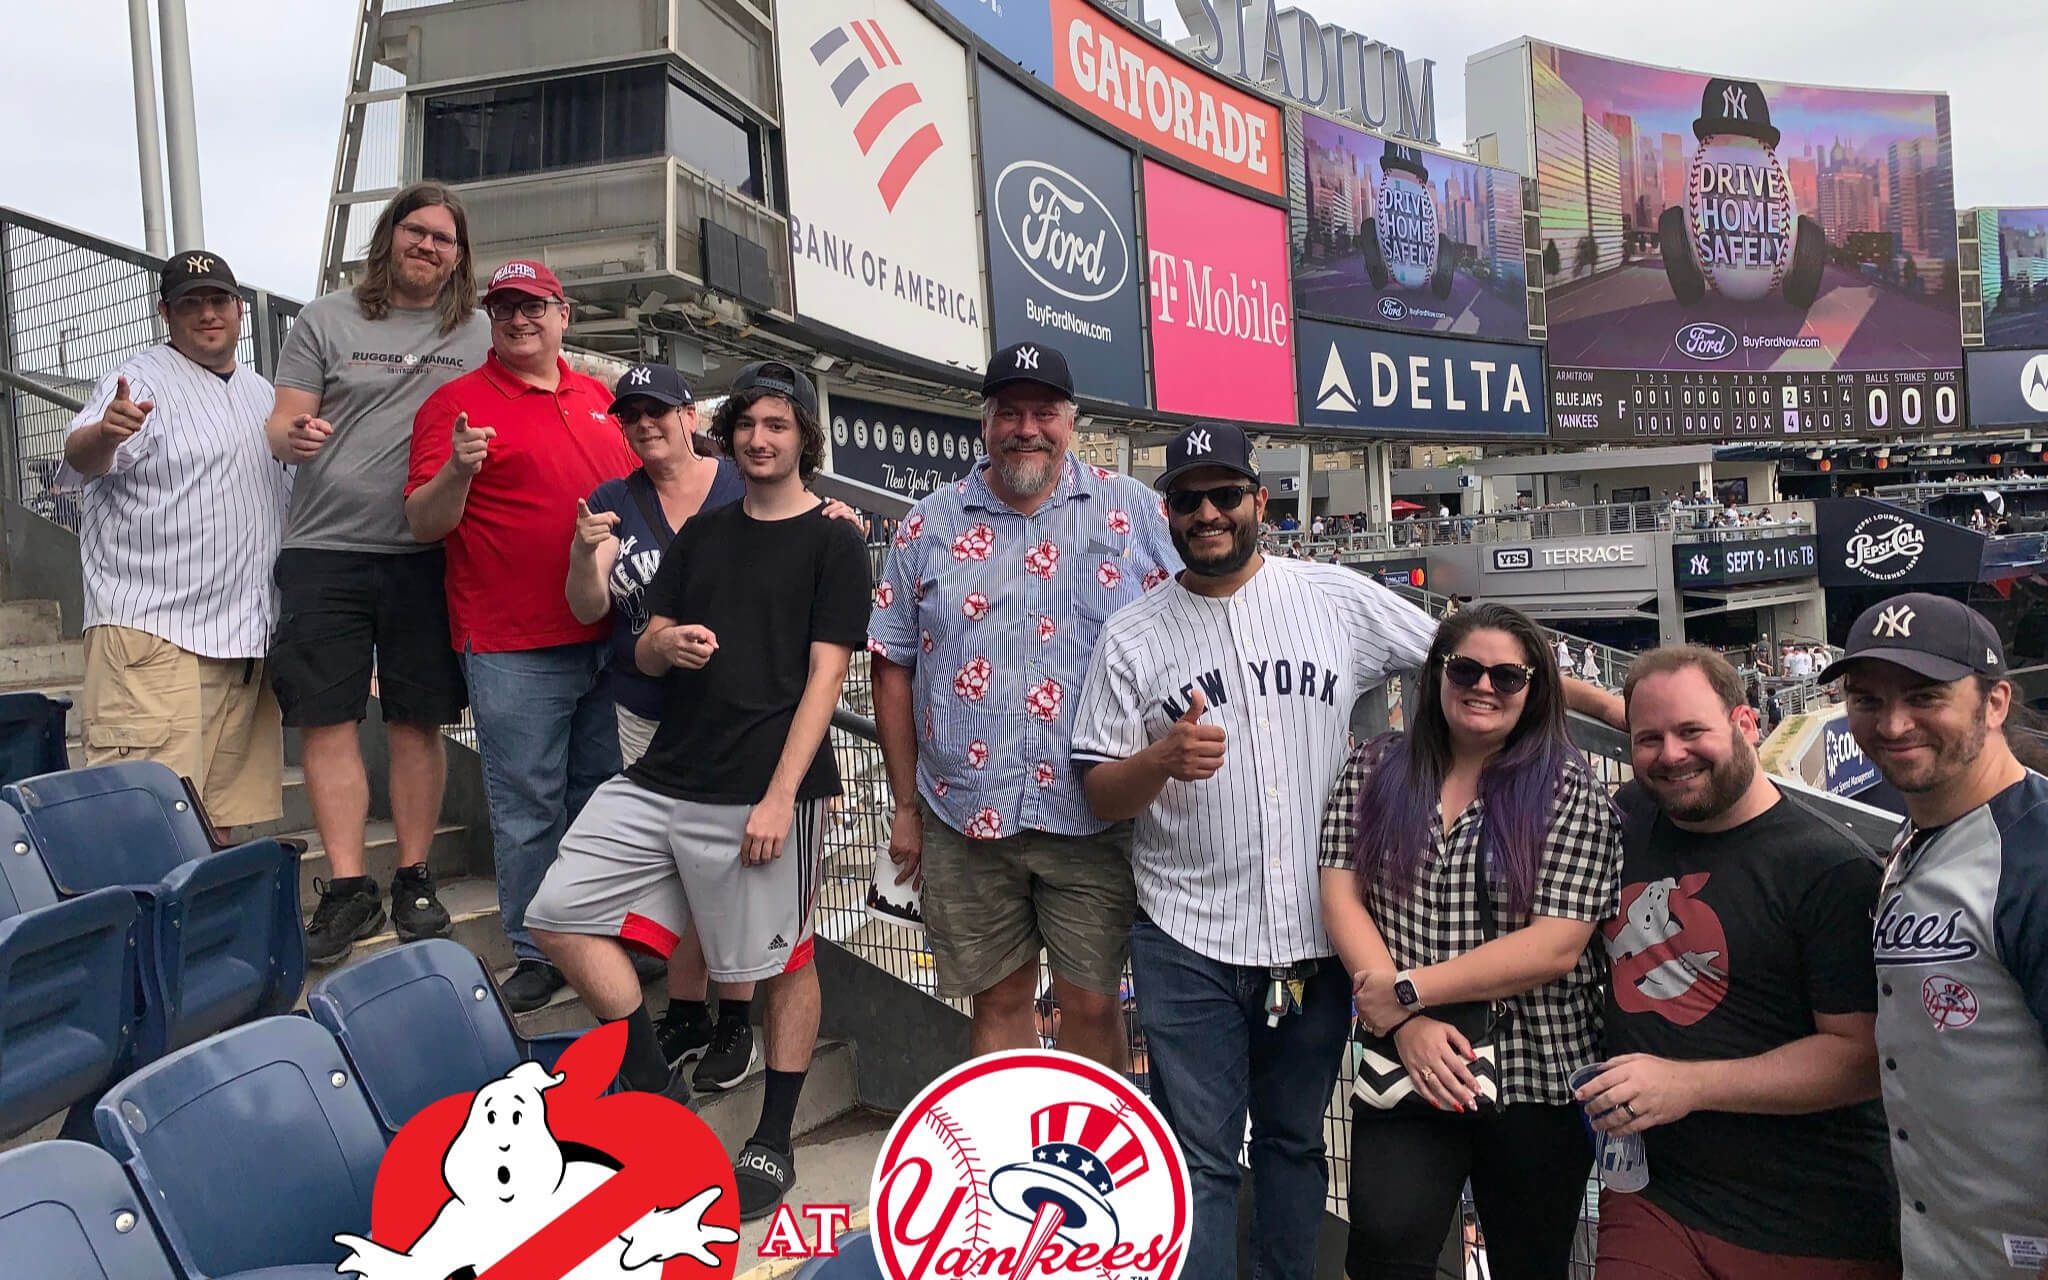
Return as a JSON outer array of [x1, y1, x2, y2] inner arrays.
[[1377, 296, 1408, 321], [1675, 323, 1737, 361], [994, 160, 1130, 305]]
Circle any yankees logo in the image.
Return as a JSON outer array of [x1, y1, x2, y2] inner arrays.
[[1015, 346, 1040, 370], [184, 254, 214, 273], [627, 367, 653, 385], [1184, 429, 1212, 456], [1721, 84, 1748, 119], [1872, 605, 1915, 639]]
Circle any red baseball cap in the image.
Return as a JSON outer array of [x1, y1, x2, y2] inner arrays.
[[483, 258, 563, 300]]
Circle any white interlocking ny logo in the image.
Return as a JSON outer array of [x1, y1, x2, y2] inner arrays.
[[1186, 429, 1213, 455], [627, 367, 652, 385], [185, 255, 213, 273], [1873, 605, 1915, 639], [1722, 85, 1748, 119], [1015, 346, 1040, 370]]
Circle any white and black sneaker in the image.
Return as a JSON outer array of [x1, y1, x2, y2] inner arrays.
[[692, 1017, 759, 1092]]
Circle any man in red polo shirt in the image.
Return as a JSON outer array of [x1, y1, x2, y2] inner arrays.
[[406, 259, 638, 1009]]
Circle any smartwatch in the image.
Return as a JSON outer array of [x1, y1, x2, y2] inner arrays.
[[1393, 970, 1425, 1011]]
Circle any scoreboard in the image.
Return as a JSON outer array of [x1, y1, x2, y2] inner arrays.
[[1551, 368, 1966, 442]]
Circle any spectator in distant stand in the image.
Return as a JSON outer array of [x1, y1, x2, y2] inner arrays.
[[1312, 514, 1328, 539], [1581, 645, 1603, 687], [1555, 636, 1576, 673], [266, 183, 488, 966], [405, 259, 638, 1013], [58, 252, 293, 838]]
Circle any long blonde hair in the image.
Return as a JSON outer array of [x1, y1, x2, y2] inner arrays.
[[351, 182, 478, 336]]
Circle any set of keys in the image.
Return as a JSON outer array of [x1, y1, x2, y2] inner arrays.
[[1264, 960, 1317, 1028]]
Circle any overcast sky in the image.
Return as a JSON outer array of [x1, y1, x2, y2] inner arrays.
[[1, 0, 2037, 301]]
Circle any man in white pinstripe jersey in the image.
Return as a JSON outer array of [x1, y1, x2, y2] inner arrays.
[[1072, 422, 1626, 1280], [56, 251, 292, 835]]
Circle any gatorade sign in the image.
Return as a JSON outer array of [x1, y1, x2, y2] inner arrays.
[[1051, 0, 1282, 196]]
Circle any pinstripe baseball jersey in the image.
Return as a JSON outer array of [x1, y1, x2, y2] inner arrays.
[[1070, 557, 1438, 966], [1874, 769, 2048, 1278], [56, 345, 292, 659]]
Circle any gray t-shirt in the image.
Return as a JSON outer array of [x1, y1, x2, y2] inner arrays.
[[273, 290, 490, 553]]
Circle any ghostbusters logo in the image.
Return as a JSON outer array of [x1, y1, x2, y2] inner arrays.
[[1602, 873, 1730, 1026]]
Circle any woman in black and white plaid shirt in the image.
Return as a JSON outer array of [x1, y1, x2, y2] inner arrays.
[[1319, 602, 1622, 1280]]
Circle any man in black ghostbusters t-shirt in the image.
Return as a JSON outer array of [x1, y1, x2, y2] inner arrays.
[[1575, 645, 1899, 1278]]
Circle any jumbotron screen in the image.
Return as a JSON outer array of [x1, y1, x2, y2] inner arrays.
[[1978, 207, 2048, 351], [1522, 42, 1963, 441]]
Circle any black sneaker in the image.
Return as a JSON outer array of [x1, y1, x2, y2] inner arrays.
[[305, 878, 384, 967], [389, 864, 452, 942], [659, 1009, 713, 1070], [500, 959, 567, 1013], [630, 950, 667, 984], [693, 1016, 759, 1092]]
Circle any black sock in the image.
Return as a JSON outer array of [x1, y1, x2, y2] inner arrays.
[[748, 1068, 807, 1153], [716, 997, 752, 1026], [326, 875, 375, 896], [616, 1007, 671, 1092], [664, 998, 709, 1026]]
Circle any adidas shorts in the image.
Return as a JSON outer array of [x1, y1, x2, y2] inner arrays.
[[526, 776, 826, 983]]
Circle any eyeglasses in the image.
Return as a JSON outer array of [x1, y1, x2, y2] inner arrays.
[[396, 220, 460, 251], [1442, 655, 1534, 696], [485, 297, 560, 323], [1165, 483, 1257, 517], [167, 292, 240, 316], [615, 403, 679, 426]]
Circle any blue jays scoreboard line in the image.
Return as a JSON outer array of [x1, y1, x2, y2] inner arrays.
[[1549, 366, 1965, 441]]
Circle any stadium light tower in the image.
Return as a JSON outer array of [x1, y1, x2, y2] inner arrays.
[[126, 0, 206, 254], [126, 0, 168, 256]]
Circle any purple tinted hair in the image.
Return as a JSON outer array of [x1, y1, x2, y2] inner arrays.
[[1347, 603, 1576, 916]]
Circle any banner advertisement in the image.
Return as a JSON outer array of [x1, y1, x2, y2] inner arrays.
[[1496, 42, 1962, 442], [1965, 348, 2048, 426], [1980, 207, 2048, 350], [1143, 160, 1296, 423], [930, 0, 1054, 83], [827, 394, 983, 499], [1297, 319, 1544, 436], [978, 69, 1147, 406], [1815, 497, 1985, 589], [779, 0, 987, 371], [1672, 535, 1818, 587], [1290, 113, 1528, 342], [1819, 708, 1880, 797], [1050, 0, 1284, 197]]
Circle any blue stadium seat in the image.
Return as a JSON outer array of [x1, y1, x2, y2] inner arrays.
[[94, 1016, 386, 1280], [308, 938, 581, 1137], [0, 1139, 178, 1279], [0, 805, 140, 1140], [5, 762, 305, 1059], [0, 691, 70, 788], [793, 1228, 885, 1280]]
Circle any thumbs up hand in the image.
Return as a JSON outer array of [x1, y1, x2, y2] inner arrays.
[[449, 412, 496, 475], [102, 376, 153, 441], [1151, 686, 1227, 782]]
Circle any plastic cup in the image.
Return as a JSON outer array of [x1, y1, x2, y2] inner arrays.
[[865, 842, 924, 929], [1568, 1063, 1649, 1194]]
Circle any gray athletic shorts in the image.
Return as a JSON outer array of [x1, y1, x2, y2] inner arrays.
[[526, 776, 827, 983]]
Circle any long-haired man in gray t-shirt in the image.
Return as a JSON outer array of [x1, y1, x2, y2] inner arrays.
[[262, 183, 490, 973]]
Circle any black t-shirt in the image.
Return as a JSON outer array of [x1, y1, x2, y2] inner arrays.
[[626, 500, 871, 804], [1603, 783, 1897, 1261]]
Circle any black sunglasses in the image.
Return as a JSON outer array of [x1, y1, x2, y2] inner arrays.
[[1166, 483, 1257, 517], [1442, 654, 1535, 696], [614, 402, 680, 426]]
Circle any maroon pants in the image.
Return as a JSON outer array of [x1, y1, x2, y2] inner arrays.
[[1595, 1189, 1900, 1280]]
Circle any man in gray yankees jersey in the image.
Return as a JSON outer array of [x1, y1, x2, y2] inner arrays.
[[56, 251, 292, 834], [1821, 594, 2048, 1279]]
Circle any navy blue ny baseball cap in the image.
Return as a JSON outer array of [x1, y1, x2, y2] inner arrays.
[[608, 363, 694, 415], [1819, 593, 2005, 685], [982, 342, 1075, 398], [1156, 422, 1259, 492]]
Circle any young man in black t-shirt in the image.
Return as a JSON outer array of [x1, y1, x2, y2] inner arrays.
[[1576, 645, 1899, 1280], [528, 362, 870, 1222]]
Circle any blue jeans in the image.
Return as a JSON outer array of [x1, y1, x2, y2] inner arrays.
[[463, 642, 621, 961], [1130, 920, 1351, 1280]]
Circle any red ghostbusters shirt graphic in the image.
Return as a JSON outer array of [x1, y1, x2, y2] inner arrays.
[[1602, 872, 1730, 1026]]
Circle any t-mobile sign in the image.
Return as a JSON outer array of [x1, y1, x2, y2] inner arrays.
[[1142, 159, 1295, 424]]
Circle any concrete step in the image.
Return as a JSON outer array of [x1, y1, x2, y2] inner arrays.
[[735, 1111, 889, 1268], [296, 819, 471, 907], [240, 766, 312, 840], [0, 601, 61, 647], [0, 643, 84, 687]]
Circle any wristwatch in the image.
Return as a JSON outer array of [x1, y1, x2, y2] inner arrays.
[[1393, 970, 1425, 1011]]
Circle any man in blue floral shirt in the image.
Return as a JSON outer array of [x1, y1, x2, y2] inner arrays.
[[868, 343, 1178, 1068]]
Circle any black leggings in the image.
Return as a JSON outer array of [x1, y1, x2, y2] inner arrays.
[[1346, 1100, 1593, 1280]]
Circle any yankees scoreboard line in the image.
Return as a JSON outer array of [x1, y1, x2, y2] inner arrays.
[[1551, 367, 1966, 441]]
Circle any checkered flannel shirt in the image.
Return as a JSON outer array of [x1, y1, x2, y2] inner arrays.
[[1318, 740, 1622, 1106]]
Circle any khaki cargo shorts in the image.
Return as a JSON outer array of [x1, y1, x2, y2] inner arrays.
[[917, 799, 1136, 999], [82, 624, 283, 828]]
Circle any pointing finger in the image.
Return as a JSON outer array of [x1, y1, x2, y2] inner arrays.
[[134, 400, 154, 415], [292, 412, 312, 428], [479, 426, 497, 440]]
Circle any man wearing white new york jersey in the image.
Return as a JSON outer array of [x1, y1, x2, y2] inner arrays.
[[1072, 422, 1630, 1280], [57, 251, 292, 833]]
